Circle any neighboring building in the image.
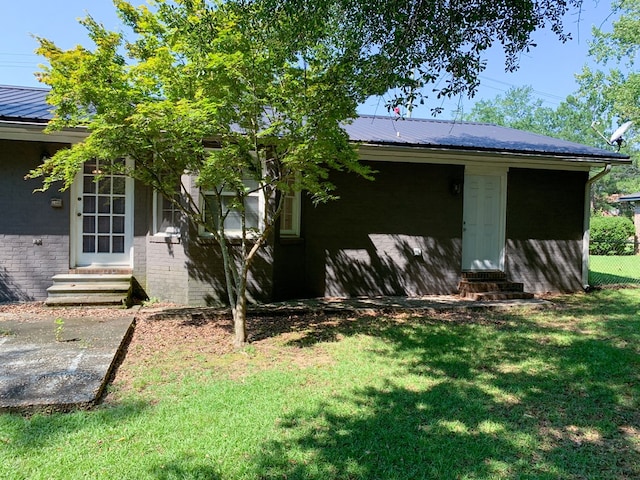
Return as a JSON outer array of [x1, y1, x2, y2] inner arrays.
[[619, 193, 640, 253], [0, 85, 631, 305]]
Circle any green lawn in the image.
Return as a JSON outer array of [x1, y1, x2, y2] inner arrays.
[[2, 289, 640, 479], [589, 254, 640, 285]]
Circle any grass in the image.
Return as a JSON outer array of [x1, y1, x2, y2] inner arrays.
[[589, 254, 640, 285], [2, 289, 640, 479]]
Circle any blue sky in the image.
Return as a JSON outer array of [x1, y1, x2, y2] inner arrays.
[[0, 0, 618, 119]]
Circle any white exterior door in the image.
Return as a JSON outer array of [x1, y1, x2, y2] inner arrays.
[[72, 159, 134, 267], [461, 170, 507, 271]]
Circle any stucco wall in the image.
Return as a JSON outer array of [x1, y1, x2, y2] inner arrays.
[[297, 161, 465, 297], [505, 168, 588, 293], [0, 139, 71, 301]]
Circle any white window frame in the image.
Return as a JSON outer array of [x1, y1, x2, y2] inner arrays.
[[279, 187, 301, 237], [199, 177, 265, 238], [152, 190, 183, 237]]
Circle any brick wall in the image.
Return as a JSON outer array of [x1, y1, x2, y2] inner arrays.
[[0, 140, 71, 301], [505, 168, 588, 293], [143, 176, 274, 306], [298, 161, 465, 297]]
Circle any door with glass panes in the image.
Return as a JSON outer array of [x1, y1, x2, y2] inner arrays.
[[73, 159, 133, 267]]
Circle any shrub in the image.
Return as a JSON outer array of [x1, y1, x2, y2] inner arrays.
[[590, 216, 635, 255]]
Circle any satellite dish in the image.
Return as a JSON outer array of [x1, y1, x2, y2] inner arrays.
[[591, 120, 633, 151], [609, 120, 633, 145]]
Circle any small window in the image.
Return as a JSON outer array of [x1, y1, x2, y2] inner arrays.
[[153, 191, 183, 236], [280, 187, 300, 237]]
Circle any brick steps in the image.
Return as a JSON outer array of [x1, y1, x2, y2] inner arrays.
[[45, 274, 133, 306], [458, 272, 534, 301]]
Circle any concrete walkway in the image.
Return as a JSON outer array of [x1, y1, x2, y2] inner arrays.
[[0, 295, 548, 413], [0, 313, 135, 413]]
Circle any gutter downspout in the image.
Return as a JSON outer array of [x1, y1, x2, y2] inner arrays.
[[582, 164, 612, 289]]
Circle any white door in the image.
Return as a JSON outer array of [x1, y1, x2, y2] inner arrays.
[[72, 159, 134, 267], [461, 172, 506, 271]]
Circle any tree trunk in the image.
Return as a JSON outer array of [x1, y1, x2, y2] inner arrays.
[[232, 283, 248, 348]]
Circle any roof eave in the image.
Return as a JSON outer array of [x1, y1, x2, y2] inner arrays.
[[354, 140, 631, 166]]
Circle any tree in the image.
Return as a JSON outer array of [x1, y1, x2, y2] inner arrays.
[[575, 0, 640, 207], [580, 0, 640, 124], [30, 0, 369, 347], [256, 0, 583, 114], [464, 85, 610, 145], [463, 86, 556, 132], [30, 0, 585, 346]]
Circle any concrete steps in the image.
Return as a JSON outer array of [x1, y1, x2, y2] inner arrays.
[[45, 273, 133, 306], [458, 272, 534, 301]]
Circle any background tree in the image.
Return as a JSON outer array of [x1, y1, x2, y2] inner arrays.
[[30, 0, 586, 346], [580, 0, 640, 123], [463, 86, 556, 133], [576, 0, 640, 212]]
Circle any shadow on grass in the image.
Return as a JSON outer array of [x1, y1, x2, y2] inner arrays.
[[149, 455, 221, 480], [252, 290, 640, 479], [589, 271, 640, 286], [0, 399, 149, 451]]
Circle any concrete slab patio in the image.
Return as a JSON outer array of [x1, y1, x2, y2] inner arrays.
[[0, 313, 136, 413]]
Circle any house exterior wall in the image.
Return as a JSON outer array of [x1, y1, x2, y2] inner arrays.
[[0, 139, 71, 301], [0, 137, 595, 305], [145, 236, 190, 304], [505, 168, 588, 293], [272, 236, 306, 300], [292, 161, 465, 298], [144, 233, 274, 306], [142, 176, 274, 306]]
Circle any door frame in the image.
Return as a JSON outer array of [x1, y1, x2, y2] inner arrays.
[[69, 159, 135, 268], [461, 166, 508, 271]]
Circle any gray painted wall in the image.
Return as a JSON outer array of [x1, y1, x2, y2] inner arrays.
[[142, 176, 274, 306], [0, 140, 70, 301], [1, 140, 591, 305], [295, 161, 465, 297], [505, 168, 587, 293]]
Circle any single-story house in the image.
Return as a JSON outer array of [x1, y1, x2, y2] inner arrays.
[[0, 84, 631, 305]]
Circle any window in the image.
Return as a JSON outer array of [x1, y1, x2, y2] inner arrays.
[[200, 177, 262, 237], [197, 171, 301, 238], [280, 187, 300, 237], [153, 191, 183, 236]]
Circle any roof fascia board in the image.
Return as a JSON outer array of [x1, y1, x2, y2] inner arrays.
[[0, 121, 87, 144], [357, 144, 628, 172]]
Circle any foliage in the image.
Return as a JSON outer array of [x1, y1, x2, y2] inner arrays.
[[256, 0, 583, 114], [575, 0, 640, 209], [2, 290, 640, 478], [29, 0, 586, 346], [464, 86, 613, 146], [54, 318, 65, 342], [580, 0, 640, 124], [589, 215, 635, 255], [29, 0, 367, 347]]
